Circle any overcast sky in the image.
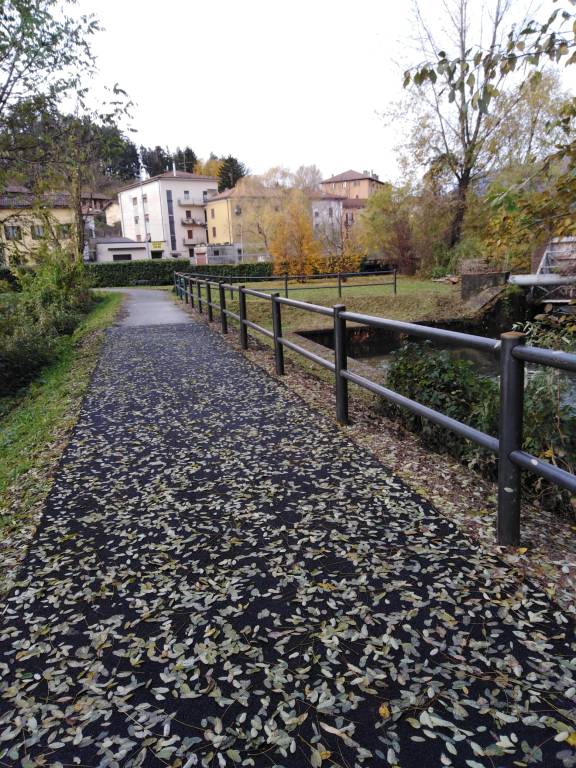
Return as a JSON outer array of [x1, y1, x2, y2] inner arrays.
[[80, 0, 573, 182]]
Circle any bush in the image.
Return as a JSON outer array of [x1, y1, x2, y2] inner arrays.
[[384, 342, 576, 514], [384, 342, 499, 462], [85, 260, 273, 287], [0, 247, 93, 396]]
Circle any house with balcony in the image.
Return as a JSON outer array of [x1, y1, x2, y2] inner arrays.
[[116, 171, 218, 261]]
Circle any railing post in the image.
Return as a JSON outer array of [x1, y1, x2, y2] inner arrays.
[[174, 272, 178, 297], [393, 269, 397, 295], [190, 277, 195, 309], [184, 275, 189, 304], [219, 282, 228, 334], [271, 293, 284, 375], [338, 272, 342, 298], [239, 286, 248, 349], [334, 304, 349, 425], [284, 273, 289, 298], [197, 279, 203, 313], [206, 282, 213, 322], [497, 331, 526, 546]]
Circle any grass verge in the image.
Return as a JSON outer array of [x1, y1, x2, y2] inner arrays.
[[0, 291, 124, 595]]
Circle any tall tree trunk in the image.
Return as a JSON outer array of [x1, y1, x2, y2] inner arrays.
[[449, 173, 470, 248]]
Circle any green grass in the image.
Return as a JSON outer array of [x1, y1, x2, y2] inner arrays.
[[190, 276, 463, 333], [0, 292, 123, 563]]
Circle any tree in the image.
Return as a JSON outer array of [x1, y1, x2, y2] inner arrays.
[[358, 186, 416, 274], [173, 146, 197, 173], [269, 190, 322, 276], [194, 152, 222, 178], [400, 0, 523, 247], [140, 145, 172, 177], [218, 155, 247, 192], [404, 1, 576, 247], [100, 125, 140, 180], [292, 164, 323, 192], [0, 1, 100, 188]]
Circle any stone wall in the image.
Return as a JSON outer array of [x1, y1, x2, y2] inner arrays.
[[461, 271, 509, 301]]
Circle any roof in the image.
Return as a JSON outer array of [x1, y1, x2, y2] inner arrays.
[[342, 198, 366, 209], [321, 170, 384, 184], [310, 191, 345, 201], [206, 185, 282, 202], [120, 171, 218, 192], [94, 236, 138, 244], [0, 188, 111, 210]]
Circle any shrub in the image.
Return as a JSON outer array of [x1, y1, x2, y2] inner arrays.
[[0, 247, 93, 396], [384, 342, 576, 514], [85, 260, 273, 287], [383, 342, 499, 463]]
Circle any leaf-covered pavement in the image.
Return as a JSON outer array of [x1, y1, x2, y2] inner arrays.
[[1, 318, 576, 768]]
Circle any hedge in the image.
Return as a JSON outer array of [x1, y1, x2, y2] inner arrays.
[[84, 260, 273, 287]]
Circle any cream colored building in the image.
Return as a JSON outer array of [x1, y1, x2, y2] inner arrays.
[[117, 171, 218, 261], [320, 170, 385, 200], [0, 186, 75, 266]]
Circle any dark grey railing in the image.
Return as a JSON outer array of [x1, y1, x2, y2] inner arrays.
[[174, 271, 576, 546], [185, 268, 397, 298]]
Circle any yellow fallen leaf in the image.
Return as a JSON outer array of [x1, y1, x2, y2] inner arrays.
[[317, 582, 336, 591], [517, 547, 528, 555], [567, 732, 576, 747], [379, 703, 390, 718], [319, 751, 331, 760]]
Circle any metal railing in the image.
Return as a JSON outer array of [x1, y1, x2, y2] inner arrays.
[[174, 271, 576, 546], [185, 269, 397, 298]]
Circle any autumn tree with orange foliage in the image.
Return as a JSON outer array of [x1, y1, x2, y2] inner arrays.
[[269, 191, 322, 276]]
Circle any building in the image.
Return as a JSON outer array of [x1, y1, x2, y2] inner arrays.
[[0, 185, 111, 265], [319, 170, 385, 200], [89, 236, 148, 262], [117, 171, 218, 260], [205, 184, 282, 255], [311, 192, 344, 236]]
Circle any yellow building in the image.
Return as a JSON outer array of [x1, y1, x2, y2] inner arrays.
[[319, 170, 385, 200], [206, 184, 282, 256], [0, 186, 110, 265]]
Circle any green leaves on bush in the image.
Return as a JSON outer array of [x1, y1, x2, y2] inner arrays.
[[384, 342, 499, 461], [384, 342, 576, 513], [84, 260, 273, 287], [0, 247, 93, 396]]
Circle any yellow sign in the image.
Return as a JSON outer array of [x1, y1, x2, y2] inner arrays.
[[151, 241, 164, 250]]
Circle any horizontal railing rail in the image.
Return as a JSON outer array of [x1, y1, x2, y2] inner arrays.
[[178, 269, 397, 298], [174, 270, 576, 546]]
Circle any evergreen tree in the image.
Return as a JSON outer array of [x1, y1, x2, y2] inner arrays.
[[173, 146, 197, 173], [140, 145, 172, 177], [218, 155, 247, 192]]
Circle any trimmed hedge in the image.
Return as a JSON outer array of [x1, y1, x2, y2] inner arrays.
[[85, 260, 273, 287]]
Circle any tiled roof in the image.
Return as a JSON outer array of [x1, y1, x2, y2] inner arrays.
[[321, 170, 383, 184]]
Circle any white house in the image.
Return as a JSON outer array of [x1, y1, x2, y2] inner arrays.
[[310, 192, 344, 239], [116, 171, 219, 261]]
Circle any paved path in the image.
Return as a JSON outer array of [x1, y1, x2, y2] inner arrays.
[[1, 290, 575, 768]]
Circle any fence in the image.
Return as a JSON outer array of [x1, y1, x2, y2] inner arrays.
[[187, 269, 397, 299], [174, 271, 576, 546]]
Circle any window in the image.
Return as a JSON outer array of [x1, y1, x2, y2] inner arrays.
[[185, 210, 192, 220], [151, 251, 163, 259], [142, 194, 148, 203], [31, 224, 45, 239], [187, 229, 193, 239], [210, 208, 215, 219], [353, 180, 359, 186], [113, 253, 132, 261], [328, 207, 333, 219], [4, 225, 21, 241], [184, 190, 190, 200], [58, 224, 72, 239], [166, 190, 177, 251], [343, 182, 347, 188], [132, 197, 137, 206], [144, 214, 149, 222], [234, 205, 242, 216], [134, 216, 139, 224], [212, 226, 216, 238], [314, 209, 319, 218]]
